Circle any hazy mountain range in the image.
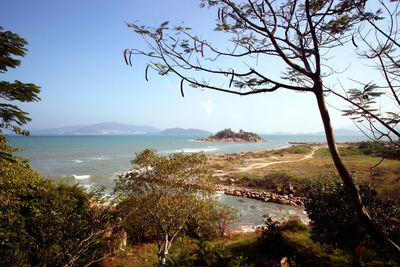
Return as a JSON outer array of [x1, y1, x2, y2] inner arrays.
[[28, 122, 362, 136], [29, 123, 213, 136]]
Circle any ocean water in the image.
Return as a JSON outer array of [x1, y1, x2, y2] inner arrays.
[[8, 134, 366, 228], [8, 134, 366, 191]]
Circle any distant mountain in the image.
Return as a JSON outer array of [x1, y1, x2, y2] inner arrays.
[[160, 128, 213, 135], [29, 122, 160, 135]]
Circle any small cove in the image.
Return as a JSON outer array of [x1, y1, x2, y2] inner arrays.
[[216, 192, 308, 231], [8, 134, 363, 228]]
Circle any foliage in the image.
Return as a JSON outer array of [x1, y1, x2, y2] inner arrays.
[[114, 149, 217, 264], [210, 129, 264, 142], [127, 0, 400, 251], [279, 218, 309, 233], [0, 159, 113, 266], [214, 206, 236, 238], [193, 239, 231, 267], [184, 201, 236, 240], [0, 26, 41, 161], [339, 1, 400, 147], [357, 141, 400, 160], [304, 178, 400, 259]]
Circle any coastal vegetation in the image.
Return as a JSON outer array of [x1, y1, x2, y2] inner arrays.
[[305, 177, 400, 264], [0, 27, 114, 266], [128, 0, 400, 251], [0, 26, 40, 162], [2, 0, 400, 265], [103, 143, 400, 266], [199, 129, 264, 142], [113, 149, 233, 265], [0, 159, 115, 266], [211, 143, 400, 205]]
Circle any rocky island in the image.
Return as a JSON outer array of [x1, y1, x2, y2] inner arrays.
[[198, 129, 265, 142]]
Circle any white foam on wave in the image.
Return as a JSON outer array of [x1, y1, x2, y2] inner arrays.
[[91, 157, 111, 161], [73, 160, 84, 163], [173, 147, 217, 153], [73, 174, 91, 180]]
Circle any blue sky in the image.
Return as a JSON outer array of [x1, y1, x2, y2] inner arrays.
[[1, 0, 385, 133]]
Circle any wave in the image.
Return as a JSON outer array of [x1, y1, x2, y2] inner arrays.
[[73, 174, 91, 180], [91, 157, 111, 161], [72, 159, 84, 163], [161, 147, 217, 153], [181, 147, 217, 153]]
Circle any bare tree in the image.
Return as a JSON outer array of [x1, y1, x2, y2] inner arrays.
[[124, 0, 400, 253]]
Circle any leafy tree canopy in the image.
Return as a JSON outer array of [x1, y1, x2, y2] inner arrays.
[[125, 0, 400, 253], [0, 26, 41, 161], [114, 149, 217, 264], [305, 177, 400, 261], [0, 159, 113, 266]]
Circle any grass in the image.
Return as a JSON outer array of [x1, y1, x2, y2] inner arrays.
[[102, 243, 159, 267], [103, 225, 353, 266], [211, 143, 400, 205]]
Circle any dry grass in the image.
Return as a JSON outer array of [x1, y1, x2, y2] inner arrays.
[[210, 144, 400, 205]]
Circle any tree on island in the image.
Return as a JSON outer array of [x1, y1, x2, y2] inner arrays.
[[204, 128, 264, 142], [114, 149, 218, 265], [0, 26, 41, 162], [124, 0, 400, 253]]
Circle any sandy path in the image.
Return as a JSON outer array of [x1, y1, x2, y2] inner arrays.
[[214, 147, 318, 176]]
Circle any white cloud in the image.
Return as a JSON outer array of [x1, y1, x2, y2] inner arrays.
[[200, 99, 213, 114], [228, 113, 240, 119]]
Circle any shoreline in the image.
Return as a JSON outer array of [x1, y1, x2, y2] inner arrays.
[[216, 185, 304, 207]]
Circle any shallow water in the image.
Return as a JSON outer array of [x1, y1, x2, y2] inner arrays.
[[216, 192, 309, 230], [8, 134, 364, 227]]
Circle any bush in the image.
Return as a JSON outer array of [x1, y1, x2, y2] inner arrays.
[[0, 160, 113, 266], [304, 177, 400, 259], [279, 218, 308, 233], [114, 149, 219, 264], [358, 141, 400, 160], [193, 239, 231, 267]]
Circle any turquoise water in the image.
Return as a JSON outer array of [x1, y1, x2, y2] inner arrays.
[[8, 134, 366, 191], [8, 134, 366, 228]]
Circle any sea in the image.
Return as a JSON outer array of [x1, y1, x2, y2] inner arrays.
[[8, 134, 367, 229]]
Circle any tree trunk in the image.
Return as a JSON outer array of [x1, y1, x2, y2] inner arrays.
[[158, 234, 169, 265], [314, 88, 400, 254]]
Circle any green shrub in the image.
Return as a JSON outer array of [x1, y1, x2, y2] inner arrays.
[[193, 239, 231, 267], [0, 160, 113, 266], [280, 218, 309, 233], [358, 141, 400, 159], [304, 177, 400, 260]]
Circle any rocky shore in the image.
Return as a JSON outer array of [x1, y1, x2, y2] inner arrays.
[[198, 137, 264, 142], [216, 185, 305, 207], [198, 129, 265, 142]]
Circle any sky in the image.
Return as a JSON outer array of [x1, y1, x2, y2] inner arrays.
[[1, 0, 389, 133]]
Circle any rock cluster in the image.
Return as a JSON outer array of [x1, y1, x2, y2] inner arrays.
[[198, 137, 264, 142], [198, 129, 265, 142], [217, 185, 304, 207]]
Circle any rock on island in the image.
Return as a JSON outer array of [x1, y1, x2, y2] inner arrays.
[[198, 129, 265, 142]]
